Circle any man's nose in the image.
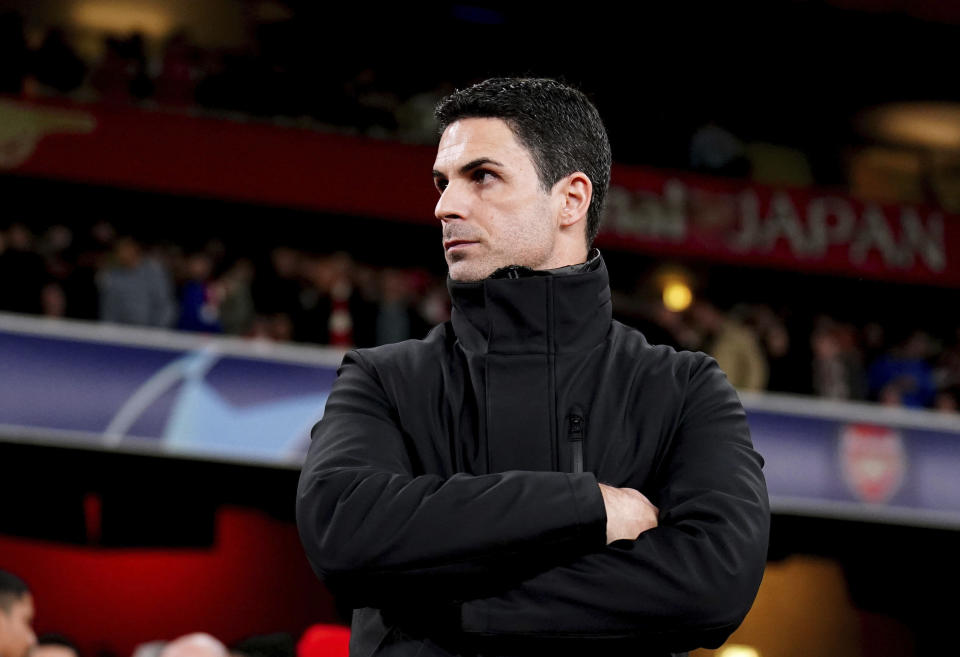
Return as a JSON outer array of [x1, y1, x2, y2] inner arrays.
[[434, 181, 468, 223]]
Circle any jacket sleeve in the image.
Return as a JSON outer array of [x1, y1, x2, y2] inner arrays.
[[295, 349, 608, 609], [456, 354, 770, 652]]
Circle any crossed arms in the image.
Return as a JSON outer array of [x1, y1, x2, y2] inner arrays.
[[295, 349, 770, 650]]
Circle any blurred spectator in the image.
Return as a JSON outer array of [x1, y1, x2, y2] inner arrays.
[[861, 321, 887, 366], [867, 330, 937, 408], [36, 225, 80, 318], [177, 252, 222, 333], [33, 634, 79, 657], [40, 281, 67, 318], [31, 28, 86, 94], [934, 328, 960, 393], [218, 258, 256, 335], [159, 634, 227, 657], [0, 570, 35, 657], [155, 31, 199, 107], [97, 235, 177, 328], [123, 32, 153, 100], [374, 267, 430, 345], [326, 252, 358, 347], [341, 257, 379, 347], [249, 313, 293, 342], [91, 37, 134, 103], [292, 251, 377, 348], [38, 224, 73, 277], [90, 33, 152, 103], [292, 254, 333, 344], [0, 223, 47, 315], [64, 221, 115, 320], [687, 299, 769, 391], [935, 387, 959, 413], [810, 320, 866, 400], [252, 247, 301, 317], [85, 220, 116, 255], [743, 304, 808, 394]]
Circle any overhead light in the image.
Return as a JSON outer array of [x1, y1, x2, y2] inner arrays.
[[662, 279, 693, 312], [652, 264, 695, 313], [717, 645, 762, 657], [859, 102, 960, 151], [71, 1, 174, 39]]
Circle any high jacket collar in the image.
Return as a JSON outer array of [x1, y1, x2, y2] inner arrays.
[[446, 248, 613, 354]]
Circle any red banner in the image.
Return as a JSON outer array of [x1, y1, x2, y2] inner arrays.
[[602, 169, 958, 286], [3, 96, 958, 286]]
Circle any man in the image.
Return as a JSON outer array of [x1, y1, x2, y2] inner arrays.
[[296, 78, 769, 657], [687, 300, 769, 391], [0, 571, 36, 657], [97, 235, 177, 328]]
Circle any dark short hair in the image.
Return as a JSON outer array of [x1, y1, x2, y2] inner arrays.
[[434, 77, 612, 250], [0, 570, 30, 613]]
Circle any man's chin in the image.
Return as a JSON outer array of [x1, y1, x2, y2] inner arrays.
[[447, 259, 494, 283]]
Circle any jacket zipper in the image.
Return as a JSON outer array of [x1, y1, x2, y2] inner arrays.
[[567, 406, 585, 473]]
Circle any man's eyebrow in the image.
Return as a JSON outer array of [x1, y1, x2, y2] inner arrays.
[[433, 157, 505, 179]]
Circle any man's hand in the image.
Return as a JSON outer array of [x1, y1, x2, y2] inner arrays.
[[598, 483, 659, 544]]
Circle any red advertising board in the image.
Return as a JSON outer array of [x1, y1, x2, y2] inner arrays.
[[2, 95, 958, 286], [603, 168, 957, 286]]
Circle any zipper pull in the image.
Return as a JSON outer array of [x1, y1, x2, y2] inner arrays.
[[567, 413, 584, 441], [567, 408, 585, 474]]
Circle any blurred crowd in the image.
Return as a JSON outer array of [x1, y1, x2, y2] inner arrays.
[[0, 10, 449, 144], [1, 221, 958, 413], [634, 296, 960, 412], [0, 12, 826, 178], [0, 570, 350, 657], [0, 221, 448, 349]]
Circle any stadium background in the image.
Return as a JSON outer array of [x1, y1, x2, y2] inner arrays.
[[1, 1, 959, 656]]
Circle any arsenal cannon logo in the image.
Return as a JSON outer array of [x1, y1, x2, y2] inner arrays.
[[839, 423, 907, 504]]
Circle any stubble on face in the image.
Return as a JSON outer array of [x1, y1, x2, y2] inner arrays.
[[434, 118, 559, 282], [444, 205, 556, 281]]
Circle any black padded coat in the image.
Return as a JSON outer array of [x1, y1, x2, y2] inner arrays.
[[296, 250, 770, 657]]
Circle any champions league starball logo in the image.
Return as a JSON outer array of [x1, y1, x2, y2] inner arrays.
[[0, 99, 95, 168], [838, 423, 907, 504]]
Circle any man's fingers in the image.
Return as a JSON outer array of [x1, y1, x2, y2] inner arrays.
[[600, 484, 661, 543]]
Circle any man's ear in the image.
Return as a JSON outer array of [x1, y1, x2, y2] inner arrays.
[[555, 172, 592, 230]]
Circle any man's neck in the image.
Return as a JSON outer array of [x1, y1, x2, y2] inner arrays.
[[446, 248, 611, 354], [488, 247, 601, 279]]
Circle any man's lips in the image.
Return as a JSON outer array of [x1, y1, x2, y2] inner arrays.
[[444, 240, 479, 250]]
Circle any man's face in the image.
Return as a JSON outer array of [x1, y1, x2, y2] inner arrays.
[[433, 118, 561, 282], [0, 594, 36, 657]]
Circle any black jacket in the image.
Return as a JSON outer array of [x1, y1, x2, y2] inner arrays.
[[296, 250, 770, 657]]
